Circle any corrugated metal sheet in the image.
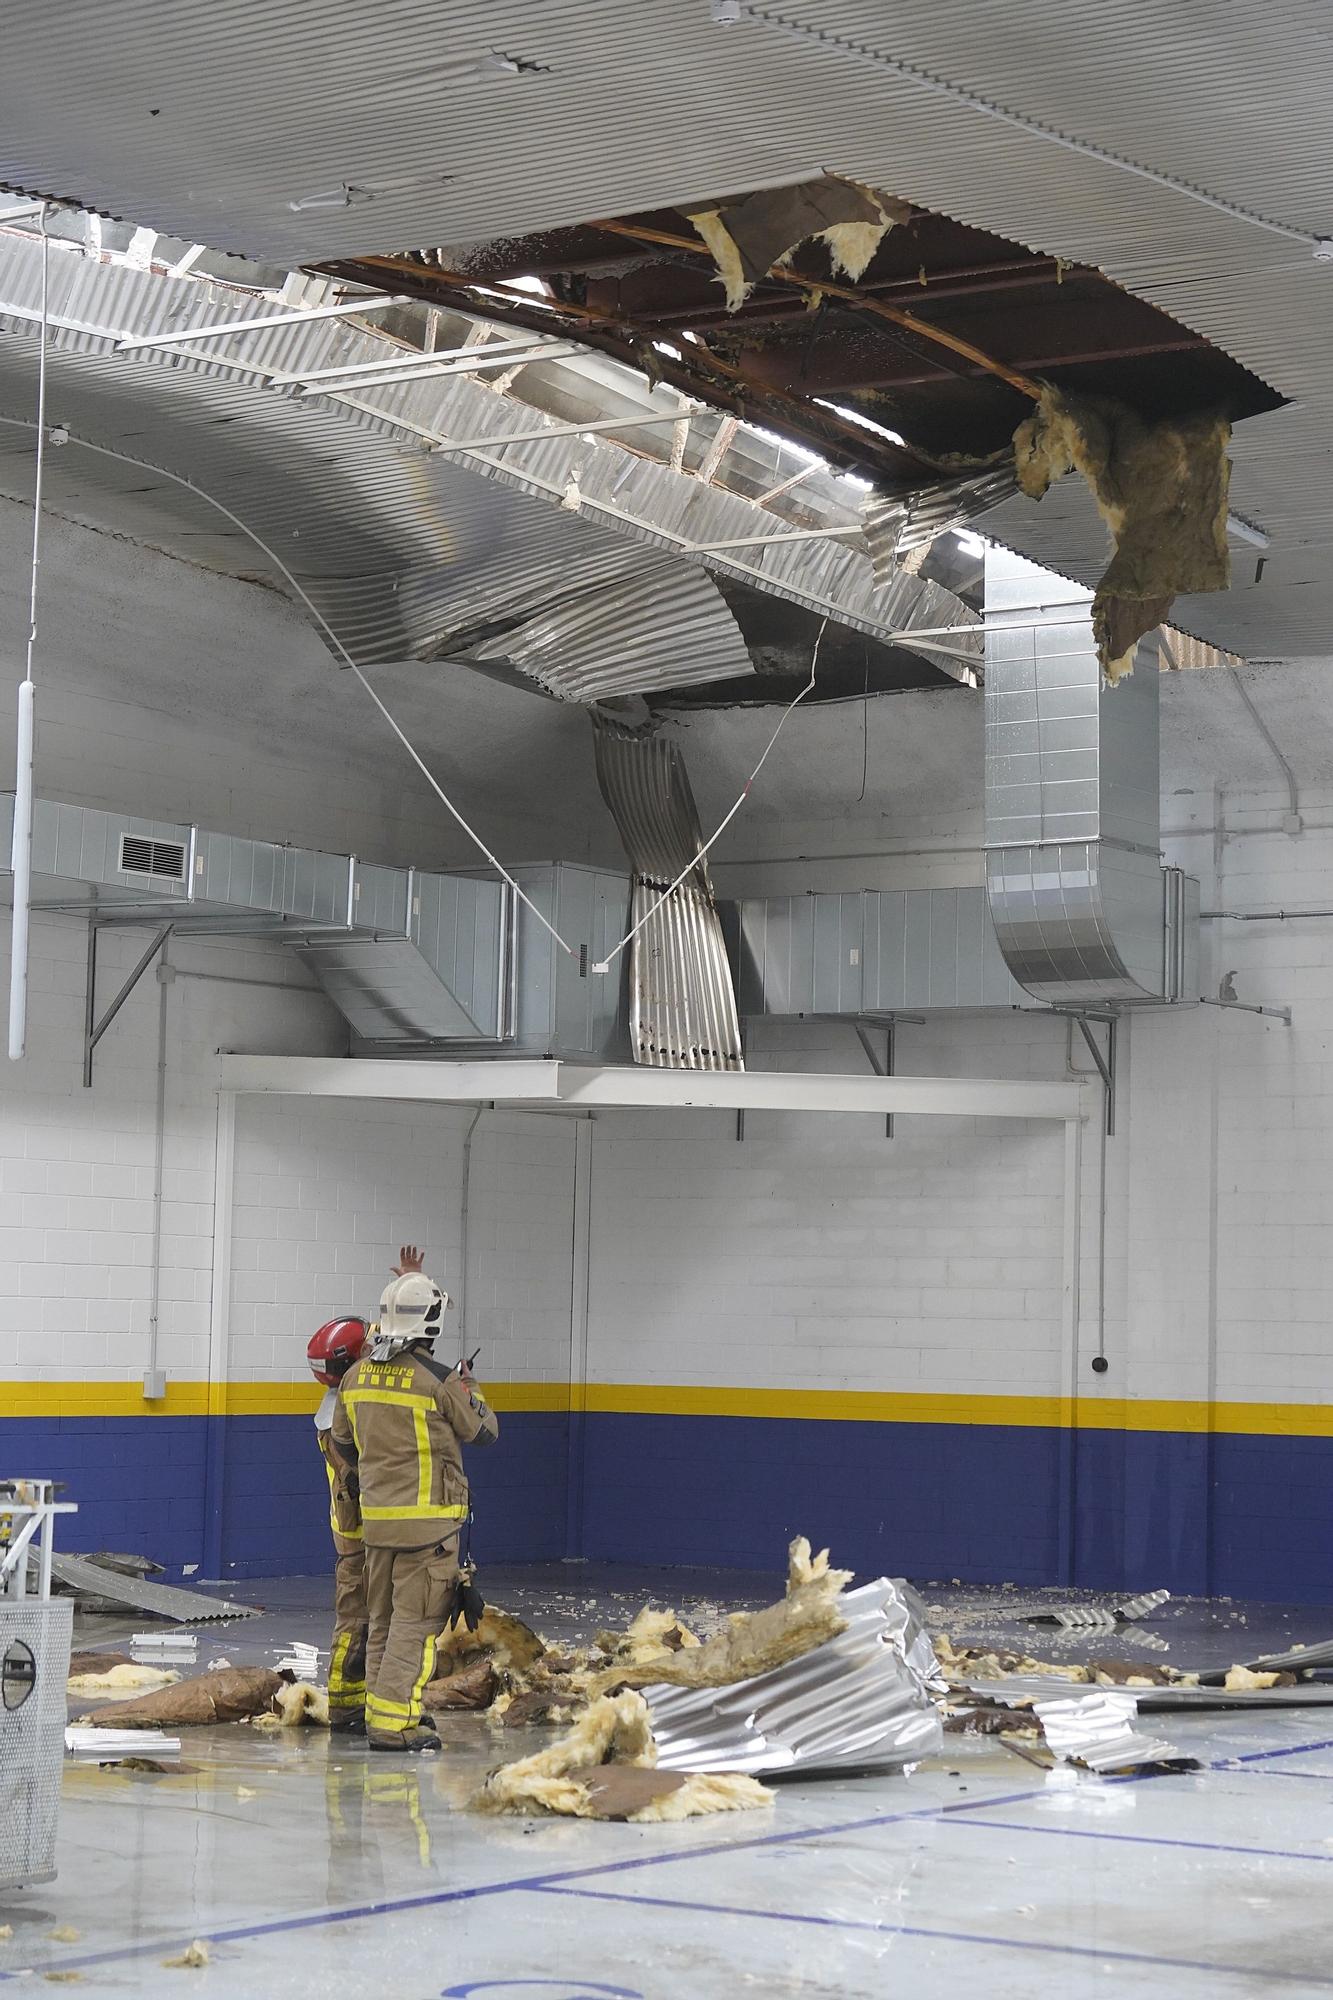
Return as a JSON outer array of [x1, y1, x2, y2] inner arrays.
[[593, 721, 743, 1071], [0, 0, 1320, 658], [646, 1578, 943, 1776], [0, 230, 972, 694], [864, 464, 1020, 569]]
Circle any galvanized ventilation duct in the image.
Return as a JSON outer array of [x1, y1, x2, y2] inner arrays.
[[593, 721, 743, 1070], [983, 547, 1198, 1005], [1, 794, 631, 1057]]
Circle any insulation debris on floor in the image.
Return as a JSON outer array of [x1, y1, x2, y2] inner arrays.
[[471, 1690, 773, 1822], [78, 1666, 291, 1728]]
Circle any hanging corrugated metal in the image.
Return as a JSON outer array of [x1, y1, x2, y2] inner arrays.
[[0, 0, 1321, 659], [863, 463, 1020, 571], [0, 228, 974, 696], [593, 720, 743, 1071]]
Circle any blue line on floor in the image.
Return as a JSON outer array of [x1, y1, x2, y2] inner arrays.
[[949, 1817, 1333, 1864], [1223, 1768, 1333, 1781], [0, 1784, 1050, 1981], [529, 1884, 1333, 1988], [1225, 1735, 1333, 1765]]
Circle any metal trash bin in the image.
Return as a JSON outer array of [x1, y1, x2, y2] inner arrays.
[[0, 1480, 77, 1893]]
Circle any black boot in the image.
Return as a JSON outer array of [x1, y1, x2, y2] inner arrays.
[[368, 1727, 441, 1755], [328, 1711, 366, 1737]]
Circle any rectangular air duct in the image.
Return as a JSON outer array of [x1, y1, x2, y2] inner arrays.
[[983, 548, 1199, 1006], [1, 795, 631, 1058], [732, 887, 1029, 1017]]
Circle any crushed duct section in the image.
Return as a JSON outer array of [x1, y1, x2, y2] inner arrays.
[[1013, 387, 1231, 681], [463, 560, 752, 703], [984, 546, 1199, 1005], [593, 721, 743, 1070], [863, 462, 1020, 571], [687, 176, 910, 311]]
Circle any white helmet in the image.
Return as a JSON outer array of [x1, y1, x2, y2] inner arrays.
[[368, 1271, 449, 1363]]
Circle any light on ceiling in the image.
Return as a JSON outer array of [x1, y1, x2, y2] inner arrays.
[[814, 399, 906, 446]]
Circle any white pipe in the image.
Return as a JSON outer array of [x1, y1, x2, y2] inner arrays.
[[275, 337, 578, 390], [7, 678, 34, 1060], [8, 206, 48, 1063]]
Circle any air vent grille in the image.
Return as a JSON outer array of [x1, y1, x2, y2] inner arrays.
[[118, 833, 187, 881]]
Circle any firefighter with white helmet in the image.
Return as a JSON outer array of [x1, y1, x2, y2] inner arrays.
[[330, 1245, 498, 1753], [307, 1313, 370, 1733]]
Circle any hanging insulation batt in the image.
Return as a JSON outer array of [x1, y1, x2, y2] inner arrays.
[[688, 176, 909, 311], [1013, 387, 1231, 681]]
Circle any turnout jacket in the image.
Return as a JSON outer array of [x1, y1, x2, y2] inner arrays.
[[330, 1345, 499, 1550], [315, 1388, 363, 1554]]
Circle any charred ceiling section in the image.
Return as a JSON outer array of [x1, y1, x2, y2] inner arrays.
[[323, 180, 1283, 686], [325, 185, 1282, 493]]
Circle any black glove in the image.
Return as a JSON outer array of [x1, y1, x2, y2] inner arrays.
[[444, 1565, 485, 1633]]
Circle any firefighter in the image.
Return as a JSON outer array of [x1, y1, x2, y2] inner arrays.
[[330, 1245, 498, 1753], [307, 1315, 370, 1734]]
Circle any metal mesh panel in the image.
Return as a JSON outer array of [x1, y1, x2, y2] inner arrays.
[[0, 1600, 72, 1892]]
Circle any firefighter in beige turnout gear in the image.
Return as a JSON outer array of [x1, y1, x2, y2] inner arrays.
[[309, 1316, 370, 1733], [330, 1249, 498, 1752]]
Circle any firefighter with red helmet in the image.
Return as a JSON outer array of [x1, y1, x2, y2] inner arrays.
[[308, 1312, 370, 1733]]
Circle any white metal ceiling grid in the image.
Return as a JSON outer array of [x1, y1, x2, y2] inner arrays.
[[0, 3, 1331, 656]]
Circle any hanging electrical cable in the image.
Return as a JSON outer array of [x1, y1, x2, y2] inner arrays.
[[0, 415, 577, 962], [7, 202, 50, 1062], [592, 618, 828, 974]]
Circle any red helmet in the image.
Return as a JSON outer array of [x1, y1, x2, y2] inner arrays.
[[308, 1317, 367, 1386]]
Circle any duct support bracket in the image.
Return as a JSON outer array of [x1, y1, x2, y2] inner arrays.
[[1069, 1014, 1117, 1137], [84, 920, 173, 1088], [1199, 996, 1293, 1026], [855, 1019, 897, 1138]]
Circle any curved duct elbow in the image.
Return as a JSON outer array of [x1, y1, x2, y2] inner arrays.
[[984, 548, 1197, 1006]]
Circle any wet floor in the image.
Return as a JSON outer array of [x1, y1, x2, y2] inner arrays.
[[5, 1566, 1333, 1997]]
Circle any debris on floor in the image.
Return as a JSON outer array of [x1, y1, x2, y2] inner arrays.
[[66, 1662, 181, 1697], [162, 1941, 210, 1969], [1026, 1589, 1170, 1629], [435, 1606, 545, 1675], [472, 1690, 773, 1822], [47, 1552, 258, 1623], [252, 1681, 329, 1729], [584, 1537, 854, 1698], [646, 1576, 943, 1775], [77, 1666, 285, 1728], [65, 1727, 182, 1762], [1032, 1689, 1195, 1773], [421, 1661, 497, 1711]]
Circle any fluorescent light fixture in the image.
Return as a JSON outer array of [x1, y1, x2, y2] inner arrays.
[[838, 471, 874, 491], [814, 399, 906, 446]]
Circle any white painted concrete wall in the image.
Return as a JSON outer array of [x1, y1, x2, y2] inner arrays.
[[2, 497, 1331, 1427]]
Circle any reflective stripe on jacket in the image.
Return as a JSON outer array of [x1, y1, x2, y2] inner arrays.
[[316, 1385, 363, 1549], [331, 1345, 498, 1550]]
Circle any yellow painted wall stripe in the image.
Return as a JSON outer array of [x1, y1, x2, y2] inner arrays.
[[7, 1380, 1333, 1438]]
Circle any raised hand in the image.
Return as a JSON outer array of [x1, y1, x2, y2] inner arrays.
[[392, 1243, 425, 1275]]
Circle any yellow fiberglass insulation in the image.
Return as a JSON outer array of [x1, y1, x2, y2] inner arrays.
[[687, 176, 908, 311], [584, 1536, 852, 1699], [592, 1605, 702, 1664], [1013, 386, 1231, 683], [66, 1663, 180, 1697], [251, 1681, 330, 1729], [471, 1690, 772, 1822], [435, 1605, 545, 1673]]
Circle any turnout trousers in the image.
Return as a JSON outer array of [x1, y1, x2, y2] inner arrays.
[[364, 1539, 458, 1743], [327, 1535, 368, 1726]]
